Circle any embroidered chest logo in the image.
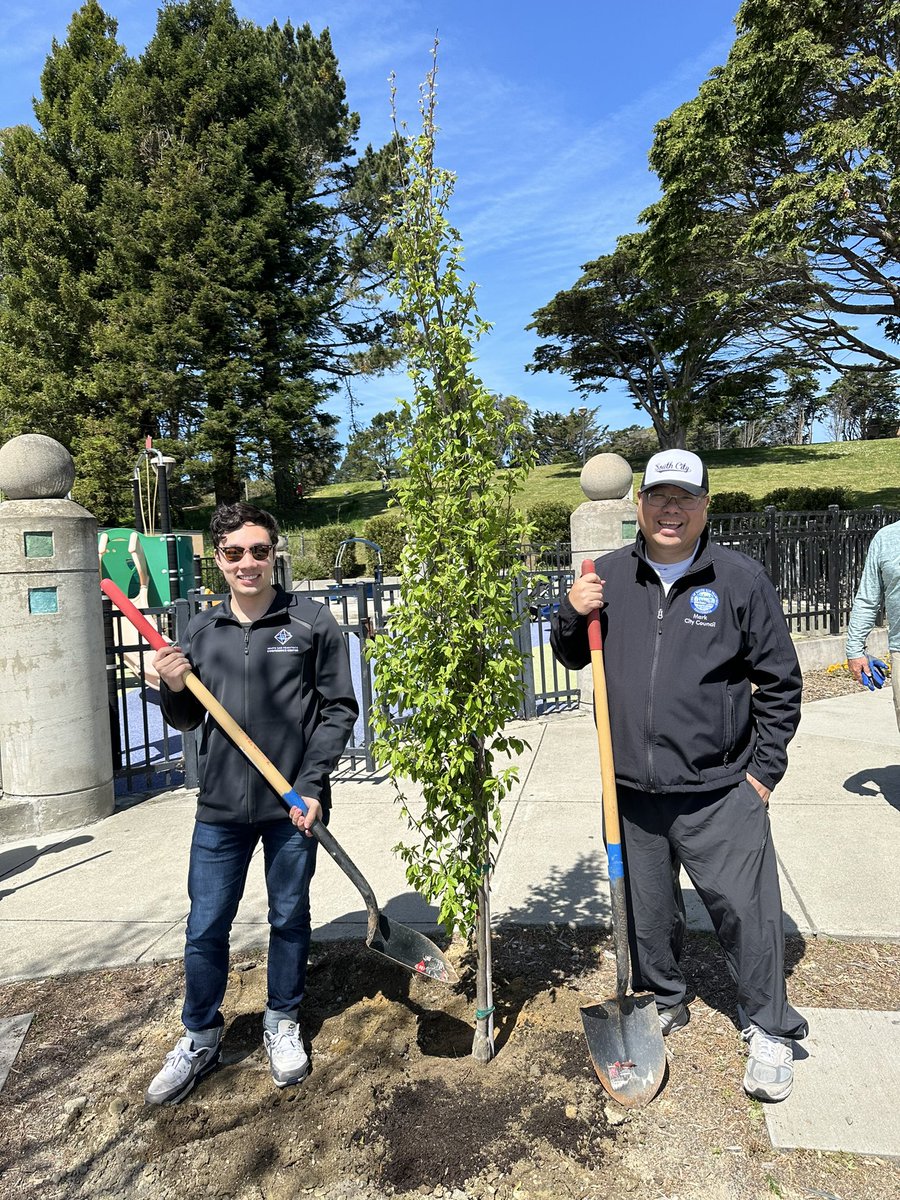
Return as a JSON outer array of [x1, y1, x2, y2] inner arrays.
[[690, 588, 719, 615], [684, 587, 719, 629], [274, 629, 292, 645]]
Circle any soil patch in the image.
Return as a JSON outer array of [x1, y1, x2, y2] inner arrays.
[[1, 927, 898, 1200], [801, 665, 870, 702]]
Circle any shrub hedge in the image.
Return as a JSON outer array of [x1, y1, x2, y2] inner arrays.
[[362, 510, 406, 573], [526, 500, 572, 546]]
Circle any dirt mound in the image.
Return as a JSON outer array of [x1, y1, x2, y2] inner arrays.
[[0, 927, 897, 1200]]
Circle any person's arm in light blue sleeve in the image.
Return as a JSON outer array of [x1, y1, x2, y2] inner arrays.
[[846, 531, 885, 660]]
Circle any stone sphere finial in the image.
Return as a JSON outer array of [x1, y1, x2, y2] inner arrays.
[[0, 434, 76, 500], [580, 453, 634, 501]]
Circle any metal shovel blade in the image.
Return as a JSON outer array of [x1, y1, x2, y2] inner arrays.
[[581, 992, 666, 1106], [367, 911, 458, 984]]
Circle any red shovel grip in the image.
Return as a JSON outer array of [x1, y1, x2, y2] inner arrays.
[[100, 577, 168, 651], [581, 557, 603, 652]]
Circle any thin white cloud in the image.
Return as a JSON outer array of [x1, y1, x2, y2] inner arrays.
[[449, 32, 735, 268]]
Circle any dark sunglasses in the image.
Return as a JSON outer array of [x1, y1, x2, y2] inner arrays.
[[216, 543, 273, 563]]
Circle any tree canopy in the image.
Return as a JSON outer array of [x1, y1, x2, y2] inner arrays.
[[649, 0, 900, 370], [825, 368, 900, 440], [529, 406, 607, 465], [528, 228, 812, 448], [335, 409, 402, 483], [0, 0, 397, 520]]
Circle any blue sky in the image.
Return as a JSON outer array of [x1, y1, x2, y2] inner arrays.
[[0, 1, 741, 445]]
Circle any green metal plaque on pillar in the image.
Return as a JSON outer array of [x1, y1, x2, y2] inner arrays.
[[24, 531, 54, 558], [28, 586, 59, 614]]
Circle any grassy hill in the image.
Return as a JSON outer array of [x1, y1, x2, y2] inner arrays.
[[285, 438, 900, 539]]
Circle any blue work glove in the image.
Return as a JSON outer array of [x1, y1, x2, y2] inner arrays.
[[861, 657, 889, 691]]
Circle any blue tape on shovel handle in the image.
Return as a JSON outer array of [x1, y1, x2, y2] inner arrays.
[[607, 842, 624, 881], [283, 788, 308, 814]]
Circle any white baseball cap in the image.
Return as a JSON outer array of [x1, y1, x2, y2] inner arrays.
[[639, 449, 709, 497]]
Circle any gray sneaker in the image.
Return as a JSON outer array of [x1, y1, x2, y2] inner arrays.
[[658, 1001, 690, 1037], [145, 1034, 221, 1105], [263, 1019, 310, 1088], [741, 1024, 793, 1101]]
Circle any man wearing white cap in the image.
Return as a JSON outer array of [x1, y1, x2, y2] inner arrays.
[[551, 449, 806, 1102]]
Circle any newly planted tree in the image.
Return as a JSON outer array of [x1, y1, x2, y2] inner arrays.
[[369, 57, 533, 1062]]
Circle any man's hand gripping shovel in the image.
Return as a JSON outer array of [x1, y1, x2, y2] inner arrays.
[[101, 578, 456, 986], [579, 560, 666, 1106]]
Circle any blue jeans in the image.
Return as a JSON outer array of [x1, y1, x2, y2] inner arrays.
[[182, 819, 319, 1032]]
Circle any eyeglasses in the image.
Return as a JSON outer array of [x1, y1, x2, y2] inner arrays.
[[641, 491, 706, 511], [216, 543, 274, 562]]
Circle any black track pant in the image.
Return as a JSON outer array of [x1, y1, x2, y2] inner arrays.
[[616, 778, 808, 1041]]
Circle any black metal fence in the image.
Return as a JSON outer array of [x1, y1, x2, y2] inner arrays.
[[103, 598, 187, 795], [515, 565, 579, 716], [708, 506, 899, 634], [103, 570, 580, 794], [104, 507, 895, 793]]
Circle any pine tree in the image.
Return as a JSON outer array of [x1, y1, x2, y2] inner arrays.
[[0, 0, 127, 448], [1, 0, 396, 513]]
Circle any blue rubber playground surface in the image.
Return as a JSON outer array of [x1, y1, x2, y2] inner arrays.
[[114, 683, 183, 795]]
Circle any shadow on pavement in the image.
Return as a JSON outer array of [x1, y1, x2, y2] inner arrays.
[[0, 837, 102, 900], [843, 765, 900, 814]]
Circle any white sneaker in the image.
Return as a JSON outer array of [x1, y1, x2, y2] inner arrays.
[[263, 1019, 310, 1088], [658, 1001, 690, 1037], [741, 1024, 793, 1101], [145, 1034, 221, 1105]]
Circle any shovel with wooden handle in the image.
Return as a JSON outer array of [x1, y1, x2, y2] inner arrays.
[[100, 577, 457, 986], [578, 558, 666, 1106]]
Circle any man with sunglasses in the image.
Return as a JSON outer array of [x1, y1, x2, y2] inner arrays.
[[551, 449, 806, 1102], [146, 502, 358, 1104]]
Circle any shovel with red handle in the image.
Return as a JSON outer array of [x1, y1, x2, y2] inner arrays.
[[101, 576, 457, 985], [578, 558, 666, 1105]]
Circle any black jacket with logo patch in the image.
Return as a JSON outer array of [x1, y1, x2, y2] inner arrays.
[[160, 586, 358, 823], [550, 530, 802, 794]]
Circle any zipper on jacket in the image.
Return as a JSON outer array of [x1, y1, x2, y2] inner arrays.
[[645, 588, 667, 790], [244, 624, 253, 821], [723, 689, 735, 765], [645, 577, 691, 790]]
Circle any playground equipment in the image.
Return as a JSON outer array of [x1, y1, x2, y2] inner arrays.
[[333, 537, 383, 598], [98, 440, 197, 607]]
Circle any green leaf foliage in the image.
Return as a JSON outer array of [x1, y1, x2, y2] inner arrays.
[[368, 59, 535, 943], [292, 554, 329, 582], [0, 0, 398, 515], [335, 410, 403, 484], [529, 406, 608, 466], [707, 490, 755, 515], [761, 485, 852, 510], [526, 500, 572, 547], [362, 510, 406, 572], [313, 523, 356, 575], [649, 0, 900, 368]]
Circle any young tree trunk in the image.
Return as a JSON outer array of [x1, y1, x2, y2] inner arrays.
[[471, 874, 495, 1063]]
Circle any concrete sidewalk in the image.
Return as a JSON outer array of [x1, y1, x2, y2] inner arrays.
[[1, 689, 898, 981], [1, 688, 899, 1157]]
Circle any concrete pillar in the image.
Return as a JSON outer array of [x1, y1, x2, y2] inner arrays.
[[569, 453, 638, 710], [0, 435, 114, 841]]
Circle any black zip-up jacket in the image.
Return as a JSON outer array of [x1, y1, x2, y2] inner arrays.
[[551, 530, 802, 794], [160, 586, 358, 824]]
